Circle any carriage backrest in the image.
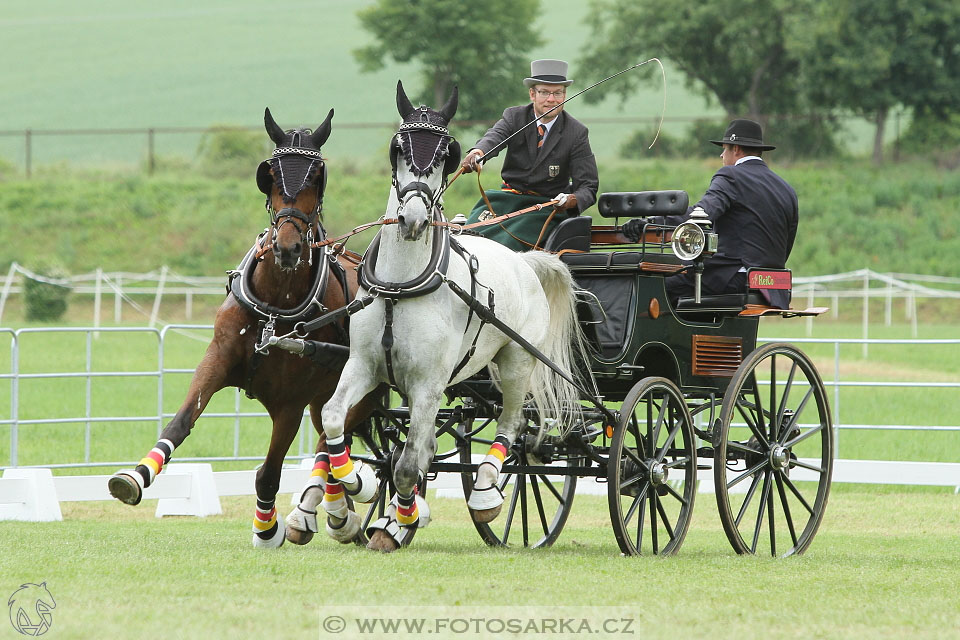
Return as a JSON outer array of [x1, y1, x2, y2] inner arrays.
[[597, 190, 689, 218]]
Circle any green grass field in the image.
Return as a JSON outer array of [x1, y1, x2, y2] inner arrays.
[[1, 490, 957, 639]]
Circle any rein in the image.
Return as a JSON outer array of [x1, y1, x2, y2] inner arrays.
[[254, 198, 560, 260]]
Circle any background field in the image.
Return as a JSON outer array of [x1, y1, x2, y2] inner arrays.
[[0, 0, 893, 169]]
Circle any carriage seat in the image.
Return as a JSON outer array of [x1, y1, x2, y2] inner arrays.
[[675, 269, 793, 314], [597, 190, 689, 218], [543, 215, 591, 252], [675, 292, 768, 313]]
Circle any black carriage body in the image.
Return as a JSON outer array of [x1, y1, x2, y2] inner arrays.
[[346, 190, 832, 558], [564, 251, 759, 402]]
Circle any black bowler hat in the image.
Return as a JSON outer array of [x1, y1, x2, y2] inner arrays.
[[710, 118, 776, 151]]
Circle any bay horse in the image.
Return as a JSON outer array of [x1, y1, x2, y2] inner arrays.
[[108, 108, 380, 547], [315, 81, 589, 552]]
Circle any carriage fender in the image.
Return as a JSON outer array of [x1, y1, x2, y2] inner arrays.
[[633, 342, 681, 386]]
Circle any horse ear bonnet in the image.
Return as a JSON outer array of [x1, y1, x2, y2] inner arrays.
[[258, 108, 333, 201], [395, 104, 459, 179]]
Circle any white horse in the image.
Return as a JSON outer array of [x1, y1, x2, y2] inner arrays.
[[316, 81, 589, 551]]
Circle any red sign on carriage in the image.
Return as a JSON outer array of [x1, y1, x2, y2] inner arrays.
[[748, 270, 792, 290]]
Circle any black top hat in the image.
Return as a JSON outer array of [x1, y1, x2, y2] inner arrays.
[[710, 118, 776, 151]]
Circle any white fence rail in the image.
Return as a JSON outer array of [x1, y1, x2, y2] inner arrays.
[[3, 265, 960, 328], [0, 326, 958, 519]]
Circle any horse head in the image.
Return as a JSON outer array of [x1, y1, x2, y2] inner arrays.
[[389, 80, 460, 241], [256, 107, 334, 270]]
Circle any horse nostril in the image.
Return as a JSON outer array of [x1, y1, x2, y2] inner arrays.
[[397, 213, 406, 226]]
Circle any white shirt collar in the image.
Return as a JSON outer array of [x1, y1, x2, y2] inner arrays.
[[736, 155, 762, 165]]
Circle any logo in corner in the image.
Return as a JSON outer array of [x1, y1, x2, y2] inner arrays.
[[8, 583, 56, 636]]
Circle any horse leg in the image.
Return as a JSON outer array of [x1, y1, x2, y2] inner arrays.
[[319, 359, 381, 519], [367, 384, 441, 552], [468, 345, 536, 523], [285, 403, 328, 545], [108, 341, 237, 505], [252, 407, 302, 548]]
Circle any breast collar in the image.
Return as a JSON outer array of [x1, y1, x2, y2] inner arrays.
[[228, 232, 339, 324]]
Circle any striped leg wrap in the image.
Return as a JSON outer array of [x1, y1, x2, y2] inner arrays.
[[481, 435, 510, 475], [327, 436, 355, 484], [308, 452, 330, 491], [395, 474, 423, 527], [252, 498, 279, 540], [134, 439, 174, 488], [395, 490, 419, 527], [322, 476, 348, 519]]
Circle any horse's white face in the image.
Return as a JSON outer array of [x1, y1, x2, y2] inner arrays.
[[392, 161, 445, 242]]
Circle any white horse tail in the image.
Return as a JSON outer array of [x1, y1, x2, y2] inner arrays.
[[519, 251, 592, 439]]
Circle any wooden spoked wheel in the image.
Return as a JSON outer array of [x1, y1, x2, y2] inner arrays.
[[713, 343, 833, 556], [607, 377, 697, 556]]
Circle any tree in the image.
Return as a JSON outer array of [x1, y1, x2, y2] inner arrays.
[[797, 0, 960, 163], [353, 0, 543, 122], [577, 0, 814, 123]]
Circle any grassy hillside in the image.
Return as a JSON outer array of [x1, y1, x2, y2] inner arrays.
[[1, 0, 890, 168], [2, 157, 959, 278]]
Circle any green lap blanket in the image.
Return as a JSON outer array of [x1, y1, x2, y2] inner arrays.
[[465, 190, 568, 252]]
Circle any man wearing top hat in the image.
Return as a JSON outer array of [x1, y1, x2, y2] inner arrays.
[[459, 59, 599, 251], [623, 118, 798, 309]]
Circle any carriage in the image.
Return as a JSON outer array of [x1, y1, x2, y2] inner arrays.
[[329, 187, 833, 558]]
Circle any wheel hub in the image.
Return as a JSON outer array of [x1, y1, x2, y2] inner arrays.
[[769, 445, 790, 470], [649, 461, 668, 486]]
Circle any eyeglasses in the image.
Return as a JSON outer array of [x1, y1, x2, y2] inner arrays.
[[534, 89, 566, 98]]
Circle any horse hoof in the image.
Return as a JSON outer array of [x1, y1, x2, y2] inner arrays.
[[466, 484, 503, 517], [285, 506, 318, 545], [366, 529, 399, 553], [108, 472, 142, 506], [469, 504, 502, 524], [253, 518, 286, 549], [326, 511, 362, 544], [285, 527, 314, 545]]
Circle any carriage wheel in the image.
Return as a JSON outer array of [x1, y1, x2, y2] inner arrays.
[[459, 423, 582, 548], [607, 377, 697, 556], [714, 343, 833, 557]]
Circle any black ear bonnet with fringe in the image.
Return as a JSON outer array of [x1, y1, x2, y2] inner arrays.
[[257, 108, 333, 203], [391, 82, 460, 179]]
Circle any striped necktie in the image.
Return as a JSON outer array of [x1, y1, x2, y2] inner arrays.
[[537, 124, 545, 149]]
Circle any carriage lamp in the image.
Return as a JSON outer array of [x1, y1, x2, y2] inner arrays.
[[671, 223, 706, 261], [672, 207, 718, 303]]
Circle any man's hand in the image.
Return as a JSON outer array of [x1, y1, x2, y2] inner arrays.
[[460, 149, 485, 173], [553, 193, 578, 211], [621, 217, 649, 242]]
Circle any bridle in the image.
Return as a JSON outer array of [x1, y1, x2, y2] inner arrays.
[[388, 112, 461, 224], [261, 144, 328, 267]]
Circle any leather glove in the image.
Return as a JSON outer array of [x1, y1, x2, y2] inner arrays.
[[460, 149, 485, 173], [553, 193, 578, 211], [621, 217, 649, 242]]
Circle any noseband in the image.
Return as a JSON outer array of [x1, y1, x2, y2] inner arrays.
[[393, 178, 440, 218], [265, 182, 323, 266]]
